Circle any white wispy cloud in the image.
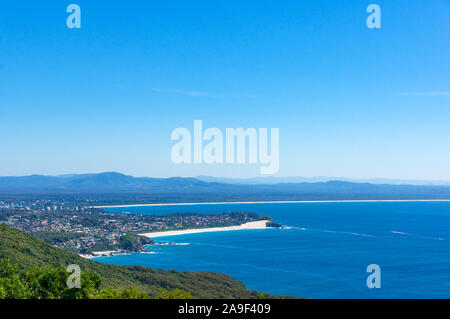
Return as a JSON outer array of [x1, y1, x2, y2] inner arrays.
[[152, 87, 256, 99], [398, 91, 450, 97]]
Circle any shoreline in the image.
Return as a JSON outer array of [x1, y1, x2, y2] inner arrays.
[[79, 250, 157, 259], [139, 220, 271, 239], [79, 250, 128, 259], [92, 199, 450, 208]]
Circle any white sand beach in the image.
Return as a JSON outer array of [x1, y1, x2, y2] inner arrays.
[[139, 220, 270, 238], [78, 250, 121, 259]]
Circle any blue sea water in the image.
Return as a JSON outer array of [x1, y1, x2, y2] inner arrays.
[[95, 202, 450, 298]]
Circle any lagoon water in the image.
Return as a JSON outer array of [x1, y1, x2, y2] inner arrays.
[[95, 202, 450, 298]]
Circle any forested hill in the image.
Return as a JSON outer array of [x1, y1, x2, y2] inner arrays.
[[0, 223, 278, 299]]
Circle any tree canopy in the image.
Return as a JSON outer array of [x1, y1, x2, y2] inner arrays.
[[0, 258, 193, 299]]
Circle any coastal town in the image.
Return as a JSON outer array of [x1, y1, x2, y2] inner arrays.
[[0, 198, 275, 256]]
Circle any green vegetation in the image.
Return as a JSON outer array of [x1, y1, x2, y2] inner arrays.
[[31, 232, 85, 244], [0, 258, 193, 299], [0, 223, 283, 299], [117, 233, 154, 251]]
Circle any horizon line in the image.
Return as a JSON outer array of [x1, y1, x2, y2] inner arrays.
[[1, 171, 450, 184], [0, 171, 450, 183], [92, 199, 450, 209]]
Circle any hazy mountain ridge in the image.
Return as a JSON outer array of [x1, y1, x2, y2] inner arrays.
[[1, 172, 450, 200], [196, 175, 450, 186], [0, 172, 207, 192]]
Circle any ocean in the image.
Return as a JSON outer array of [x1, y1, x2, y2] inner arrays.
[[94, 201, 450, 298]]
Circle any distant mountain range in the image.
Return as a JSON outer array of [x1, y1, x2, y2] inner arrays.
[[1, 172, 450, 201], [0, 172, 207, 193], [196, 175, 450, 186]]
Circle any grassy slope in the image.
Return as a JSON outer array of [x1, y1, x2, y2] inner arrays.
[[0, 223, 271, 298]]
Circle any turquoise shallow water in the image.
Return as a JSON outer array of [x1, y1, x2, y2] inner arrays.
[[95, 202, 450, 298]]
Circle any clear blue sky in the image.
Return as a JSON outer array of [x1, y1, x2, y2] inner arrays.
[[0, 1, 449, 179]]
